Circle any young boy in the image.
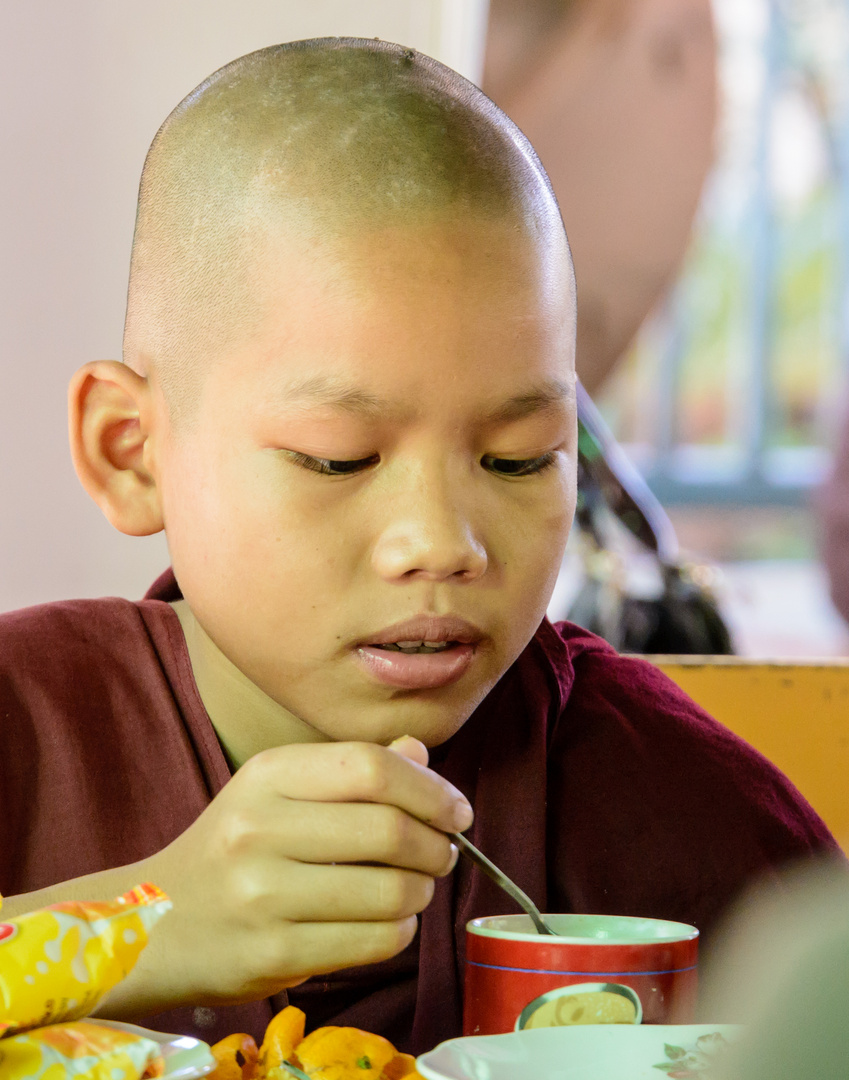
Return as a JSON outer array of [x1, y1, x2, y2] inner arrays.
[[0, 39, 838, 1054]]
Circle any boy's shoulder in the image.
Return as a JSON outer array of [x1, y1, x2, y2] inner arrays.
[[537, 616, 737, 745], [538, 618, 836, 848], [0, 589, 224, 895], [0, 591, 198, 758], [0, 593, 177, 691], [533, 616, 710, 727]]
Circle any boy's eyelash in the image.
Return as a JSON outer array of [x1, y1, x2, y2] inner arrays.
[[483, 452, 557, 477], [287, 451, 557, 478], [288, 452, 379, 476]]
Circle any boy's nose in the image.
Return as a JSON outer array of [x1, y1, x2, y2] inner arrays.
[[370, 484, 488, 584]]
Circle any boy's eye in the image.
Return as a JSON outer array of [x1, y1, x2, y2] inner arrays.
[[286, 451, 556, 478], [482, 452, 556, 477], [288, 451, 379, 476]]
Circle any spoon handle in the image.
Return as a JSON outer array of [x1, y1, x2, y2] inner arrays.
[[450, 832, 555, 936]]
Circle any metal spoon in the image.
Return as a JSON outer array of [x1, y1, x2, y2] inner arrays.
[[450, 832, 556, 936], [280, 1064, 311, 1080]]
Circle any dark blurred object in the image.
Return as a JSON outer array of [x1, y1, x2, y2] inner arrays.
[[482, 0, 724, 651], [570, 383, 734, 654], [483, 0, 716, 394]]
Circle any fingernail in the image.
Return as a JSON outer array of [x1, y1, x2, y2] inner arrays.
[[447, 843, 459, 873], [454, 798, 474, 832]]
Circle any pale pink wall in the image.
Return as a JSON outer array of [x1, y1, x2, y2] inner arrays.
[[0, 0, 487, 612]]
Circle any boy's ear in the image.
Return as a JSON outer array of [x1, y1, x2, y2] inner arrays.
[[69, 360, 165, 536]]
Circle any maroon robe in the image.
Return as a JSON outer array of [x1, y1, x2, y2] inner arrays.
[[0, 569, 838, 1053]]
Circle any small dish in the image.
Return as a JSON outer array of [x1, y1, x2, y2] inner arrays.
[[95, 1020, 216, 1078], [416, 1023, 741, 1080]]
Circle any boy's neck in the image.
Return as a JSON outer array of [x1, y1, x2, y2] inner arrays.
[[171, 599, 330, 770]]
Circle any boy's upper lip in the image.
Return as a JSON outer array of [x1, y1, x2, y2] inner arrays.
[[360, 615, 485, 646]]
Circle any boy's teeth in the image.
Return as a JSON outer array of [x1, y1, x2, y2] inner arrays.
[[377, 640, 452, 654]]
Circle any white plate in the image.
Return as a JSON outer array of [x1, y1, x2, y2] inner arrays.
[[416, 1024, 741, 1080], [96, 1020, 216, 1079]]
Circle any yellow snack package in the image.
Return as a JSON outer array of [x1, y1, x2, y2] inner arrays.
[[0, 1020, 165, 1079], [0, 884, 172, 1037]]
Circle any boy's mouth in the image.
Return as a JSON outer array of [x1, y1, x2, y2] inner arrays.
[[355, 617, 483, 690]]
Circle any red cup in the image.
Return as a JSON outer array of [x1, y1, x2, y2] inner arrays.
[[464, 914, 698, 1036]]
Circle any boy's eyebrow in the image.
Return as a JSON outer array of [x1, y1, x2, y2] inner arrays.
[[279, 375, 386, 416], [278, 375, 575, 420], [485, 379, 575, 423]]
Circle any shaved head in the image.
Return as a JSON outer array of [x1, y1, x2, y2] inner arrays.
[[123, 38, 570, 419]]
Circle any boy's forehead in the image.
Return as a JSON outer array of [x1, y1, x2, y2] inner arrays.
[[256, 211, 573, 303], [208, 218, 576, 430], [248, 217, 574, 357]]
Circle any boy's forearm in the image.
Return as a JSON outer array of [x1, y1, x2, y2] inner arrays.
[[0, 861, 152, 918], [1, 858, 187, 1020], [1, 743, 469, 1022], [91, 925, 193, 1020]]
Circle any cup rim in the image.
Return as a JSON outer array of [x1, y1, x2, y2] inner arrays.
[[466, 913, 700, 945]]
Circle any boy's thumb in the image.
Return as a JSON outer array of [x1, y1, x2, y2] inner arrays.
[[388, 735, 429, 767]]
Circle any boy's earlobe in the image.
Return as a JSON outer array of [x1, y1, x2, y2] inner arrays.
[[68, 360, 165, 536]]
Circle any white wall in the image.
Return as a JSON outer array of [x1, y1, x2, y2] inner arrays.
[[0, 0, 488, 611]]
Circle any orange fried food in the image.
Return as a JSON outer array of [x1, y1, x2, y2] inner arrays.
[[295, 1025, 399, 1079], [212, 1007, 424, 1080], [209, 1031, 260, 1080], [382, 1051, 423, 1079], [258, 1005, 306, 1076]]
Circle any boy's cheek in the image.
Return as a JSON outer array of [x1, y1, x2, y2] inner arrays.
[[492, 490, 574, 575]]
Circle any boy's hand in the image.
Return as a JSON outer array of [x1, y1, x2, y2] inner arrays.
[[100, 739, 471, 1016]]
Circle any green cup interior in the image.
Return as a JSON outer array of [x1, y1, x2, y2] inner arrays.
[[467, 913, 699, 944]]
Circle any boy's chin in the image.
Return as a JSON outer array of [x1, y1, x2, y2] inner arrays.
[[315, 690, 487, 749], [397, 689, 495, 747]]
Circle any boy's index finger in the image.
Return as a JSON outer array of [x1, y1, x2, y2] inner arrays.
[[250, 741, 473, 833], [387, 734, 430, 767]]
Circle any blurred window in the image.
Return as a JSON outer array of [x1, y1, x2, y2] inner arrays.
[[600, 0, 849, 506]]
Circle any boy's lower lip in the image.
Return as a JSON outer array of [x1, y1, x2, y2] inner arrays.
[[354, 643, 475, 689]]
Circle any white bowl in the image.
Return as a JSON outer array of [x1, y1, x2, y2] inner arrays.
[[96, 1020, 215, 1079], [416, 1023, 741, 1080]]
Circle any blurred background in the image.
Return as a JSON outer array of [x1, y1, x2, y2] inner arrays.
[[3, 0, 849, 659]]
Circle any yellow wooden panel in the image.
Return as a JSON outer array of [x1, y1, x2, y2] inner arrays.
[[649, 658, 849, 848]]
